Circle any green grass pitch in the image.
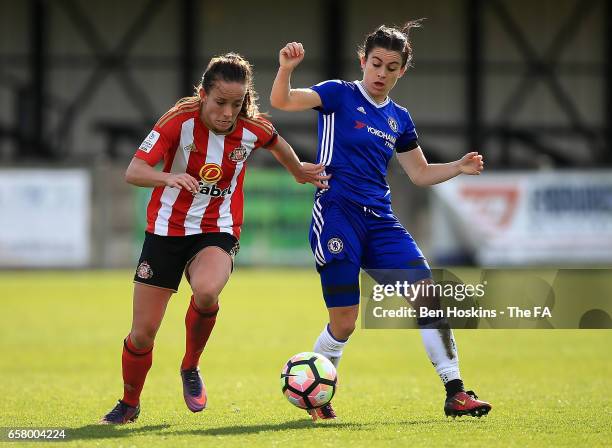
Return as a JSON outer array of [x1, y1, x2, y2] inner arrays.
[[1, 269, 610, 447]]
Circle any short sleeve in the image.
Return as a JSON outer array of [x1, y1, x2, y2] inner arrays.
[[262, 131, 279, 149], [242, 116, 279, 150], [259, 116, 279, 148], [134, 125, 176, 166], [310, 80, 348, 114], [395, 110, 419, 153]]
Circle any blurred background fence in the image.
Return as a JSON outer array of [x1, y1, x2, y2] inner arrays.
[[1, 0, 611, 268]]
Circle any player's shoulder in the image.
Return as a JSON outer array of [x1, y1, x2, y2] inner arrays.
[[390, 100, 408, 114], [388, 99, 414, 124], [238, 114, 276, 139], [386, 96, 408, 115], [155, 97, 200, 130], [313, 79, 355, 91]]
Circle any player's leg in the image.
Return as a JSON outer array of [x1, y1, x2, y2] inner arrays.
[[309, 198, 365, 420], [183, 246, 232, 369], [410, 277, 463, 395], [101, 232, 183, 424], [412, 278, 491, 417], [310, 197, 364, 369], [314, 261, 361, 367], [125, 284, 173, 398], [180, 234, 236, 412], [310, 260, 361, 421], [364, 213, 491, 418], [101, 284, 174, 424], [411, 279, 464, 404]]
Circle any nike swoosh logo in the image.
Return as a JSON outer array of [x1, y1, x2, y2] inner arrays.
[[280, 373, 297, 378], [455, 399, 466, 406]]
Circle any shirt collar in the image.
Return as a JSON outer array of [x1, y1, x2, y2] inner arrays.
[[355, 80, 390, 108]]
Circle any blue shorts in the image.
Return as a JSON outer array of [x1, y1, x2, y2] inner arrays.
[[309, 192, 432, 306]]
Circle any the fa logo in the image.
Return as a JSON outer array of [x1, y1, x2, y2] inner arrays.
[[139, 130, 160, 153], [388, 117, 398, 133], [327, 237, 344, 254]]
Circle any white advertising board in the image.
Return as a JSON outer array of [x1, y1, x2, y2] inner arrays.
[[0, 169, 90, 267], [432, 171, 612, 265]]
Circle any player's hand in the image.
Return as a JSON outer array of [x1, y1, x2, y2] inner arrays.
[[279, 42, 305, 70], [165, 173, 200, 194], [294, 162, 331, 189], [458, 152, 484, 175]]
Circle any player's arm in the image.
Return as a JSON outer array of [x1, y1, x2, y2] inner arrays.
[[270, 42, 323, 111], [267, 135, 330, 189], [396, 147, 484, 187], [127, 124, 199, 193], [125, 157, 200, 193]]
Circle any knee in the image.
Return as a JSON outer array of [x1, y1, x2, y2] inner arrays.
[[329, 318, 356, 340], [129, 326, 157, 349], [412, 279, 439, 308], [191, 281, 219, 309]]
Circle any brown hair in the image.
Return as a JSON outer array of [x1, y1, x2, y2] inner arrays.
[[177, 52, 260, 118], [357, 20, 424, 68]]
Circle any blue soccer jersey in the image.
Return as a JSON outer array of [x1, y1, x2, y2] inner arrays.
[[307, 79, 431, 303], [310, 80, 419, 211]]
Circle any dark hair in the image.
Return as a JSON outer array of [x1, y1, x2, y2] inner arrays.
[[178, 52, 260, 118], [357, 20, 424, 68]]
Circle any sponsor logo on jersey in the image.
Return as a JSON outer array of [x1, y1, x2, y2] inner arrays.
[[136, 261, 153, 279], [366, 126, 397, 145], [357, 106, 367, 114], [229, 145, 247, 162], [354, 122, 397, 149], [354, 121, 397, 148], [197, 182, 232, 197], [139, 130, 160, 153], [197, 163, 230, 197], [327, 237, 344, 254], [199, 163, 223, 183], [388, 117, 398, 133]]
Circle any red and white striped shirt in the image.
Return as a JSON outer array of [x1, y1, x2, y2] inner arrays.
[[135, 98, 278, 238]]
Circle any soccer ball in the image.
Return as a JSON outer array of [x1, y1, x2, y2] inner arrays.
[[280, 352, 337, 409]]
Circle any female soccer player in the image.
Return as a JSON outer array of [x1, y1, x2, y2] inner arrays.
[[270, 23, 492, 420], [100, 53, 329, 424]]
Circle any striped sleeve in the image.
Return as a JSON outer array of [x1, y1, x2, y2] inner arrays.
[[310, 80, 347, 114], [134, 126, 175, 166], [134, 101, 198, 165], [241, 116, 278, 149]]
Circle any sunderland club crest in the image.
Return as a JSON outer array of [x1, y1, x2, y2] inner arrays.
[[136, 261, 153, 279], [229, 145, 247, 162]]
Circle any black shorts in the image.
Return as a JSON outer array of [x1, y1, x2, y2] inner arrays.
[[134, 231, 239, 291]]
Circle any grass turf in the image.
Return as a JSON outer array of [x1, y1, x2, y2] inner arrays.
[[0, 269, 610, 447]]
